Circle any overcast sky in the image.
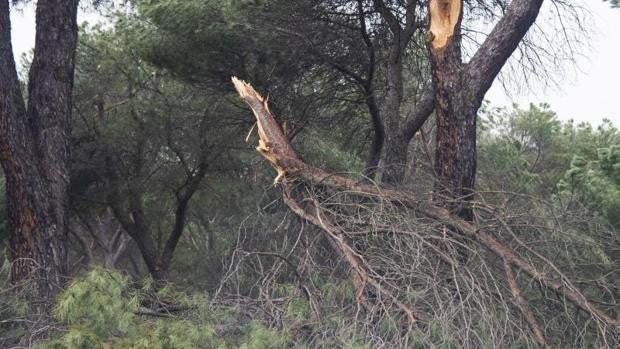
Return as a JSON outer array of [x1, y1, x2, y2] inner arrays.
[[8, 1, 620, 126], [486, 0, 620, 126]]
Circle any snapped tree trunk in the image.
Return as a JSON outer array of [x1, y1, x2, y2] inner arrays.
[[427, 0, 474, 218], [0, 0, 78, 307], [427, 0, 544, 219]]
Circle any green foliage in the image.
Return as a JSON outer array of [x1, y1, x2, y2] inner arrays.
[[605, 0, 620, 8], [130, 0, 246, 84], [0, 258, 31, 347], [53, 267, 137, 338], [39, 268, 225, 348], [238, 322, 289, 349], [284, 298, 310, 323], [321, 280, 356, 305], [70, 20, 260, 279], [559, 144, 620, 227], [6, 1, 617, 347], [53, 329, 101, 349], [132, 0, 372, 157], [478, 103, 564, 193], [37, 268, 308, 349], [298, 131, 364, 174], [127, 319, 222, 349], [39, 267, 420, 348], [479, 103, 620, 219]]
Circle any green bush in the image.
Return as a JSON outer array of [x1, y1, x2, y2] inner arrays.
[[35, 268, 306, 349], [38, 268, 228, 349]]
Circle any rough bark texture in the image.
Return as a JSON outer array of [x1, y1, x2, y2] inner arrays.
[[0, 0, 78, 306], [428, 0, 544, 218], [363, 92, 384, 179], [428, 0, 474, 217]]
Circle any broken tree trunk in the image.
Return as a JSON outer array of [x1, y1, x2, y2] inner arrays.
[[427, 0, 544, 219], [232, 77, 620, 341], [427, 0, 476, 219]]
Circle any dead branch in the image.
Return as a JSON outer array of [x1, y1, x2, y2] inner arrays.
[[231, 77, 620, 342], [503, 259, 551, 349], [283, 185, 418, 325]]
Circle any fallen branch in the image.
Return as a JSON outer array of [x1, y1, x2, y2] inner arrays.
[[283, 185, 419, 325], [503, 260, 551, 349], [231, 77, 620, 339]]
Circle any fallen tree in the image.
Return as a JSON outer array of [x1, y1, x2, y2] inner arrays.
[[232, 77, 619, 348]]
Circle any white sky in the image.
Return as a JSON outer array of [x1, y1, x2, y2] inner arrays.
[[8, 1, 620, 126], [486, 0, 620, 126]]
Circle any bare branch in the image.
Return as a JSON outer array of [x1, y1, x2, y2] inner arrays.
[[467, 0, 544, 99]]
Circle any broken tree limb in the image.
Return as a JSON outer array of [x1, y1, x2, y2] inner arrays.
[[231, 77, 620, 334], [282, 186, 418, 325], [232, 77, 300, 184], [503, 259, 551, 349]]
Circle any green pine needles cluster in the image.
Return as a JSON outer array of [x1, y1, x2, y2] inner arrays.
[[479, 103, 620, 228], [559, 145, 620, 227], [35, 269, 380, 349], [37, 268, 289, 349]]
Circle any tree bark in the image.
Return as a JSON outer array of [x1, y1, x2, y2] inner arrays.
[[0, 0, 78, 307], [427, 0, 544, 218], [362, 89, 384, 179], [427, 0, 473, 217]]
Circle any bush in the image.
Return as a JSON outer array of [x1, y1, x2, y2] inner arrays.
[[38, 268, 229, 349]]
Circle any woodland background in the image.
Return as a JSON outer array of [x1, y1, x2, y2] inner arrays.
[[0, 0, 619, 348]]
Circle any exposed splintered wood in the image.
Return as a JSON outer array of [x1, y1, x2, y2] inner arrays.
[[232, 77, 300, 184], [428, 0, 462, 49], [233, 77, 420, 325], [232, 77, 620, 335]]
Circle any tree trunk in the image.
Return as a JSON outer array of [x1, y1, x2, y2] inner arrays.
[[363, 94, 384, 180], [428, 0, 544, 219], [382, 134, 408, 186], [433, 99, 478, 219], [381, 88, 436, 187], [427, 0, 472, 217], [107, 157, 208, 282], [0, 0, 78, 307]]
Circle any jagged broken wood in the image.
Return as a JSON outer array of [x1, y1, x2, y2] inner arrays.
[[231, 77, 620, 337], [232, 77, 419, 325]]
